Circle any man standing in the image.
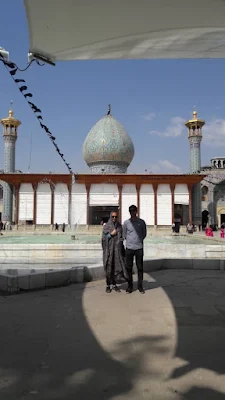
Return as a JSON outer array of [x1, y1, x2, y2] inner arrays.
[[123, 205, 147, 294]]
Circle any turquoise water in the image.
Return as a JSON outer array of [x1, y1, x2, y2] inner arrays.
[[0, 234, 100, 244], [0, 234, 219, 245]]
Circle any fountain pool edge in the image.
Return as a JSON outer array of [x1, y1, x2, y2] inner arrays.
[[0, 241, 224, 293], [0, 242, 224, 266], [0, 258, 224, 294]]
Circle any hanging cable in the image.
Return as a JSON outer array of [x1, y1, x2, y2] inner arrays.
[[0, 51, 73, 174], [17, 59, 44, 72]]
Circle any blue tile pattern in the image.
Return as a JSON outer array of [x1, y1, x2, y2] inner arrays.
[[189, 135, 202, 224], [83, 114, 134, 173]]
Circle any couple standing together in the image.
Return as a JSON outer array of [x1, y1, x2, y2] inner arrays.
[[102, 205, 147, 294]]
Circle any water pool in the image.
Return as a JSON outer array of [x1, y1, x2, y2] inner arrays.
[[0, 234, 220, 245]]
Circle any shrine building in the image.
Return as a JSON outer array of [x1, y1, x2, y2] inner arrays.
[[0, 105, 204, 227]]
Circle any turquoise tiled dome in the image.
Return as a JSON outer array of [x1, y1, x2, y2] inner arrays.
[[83, 111, 134, 173]]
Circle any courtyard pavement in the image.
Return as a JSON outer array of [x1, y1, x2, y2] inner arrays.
[[0, 269, 225, 399]]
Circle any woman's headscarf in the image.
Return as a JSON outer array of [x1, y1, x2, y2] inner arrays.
[[102, 212, 121, 235]]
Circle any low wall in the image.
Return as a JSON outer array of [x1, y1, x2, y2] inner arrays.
[[0, 244, 101, 266], [0, 258, 224, 294], [0, 243, 224, 268], [0, 241, 224, 294]]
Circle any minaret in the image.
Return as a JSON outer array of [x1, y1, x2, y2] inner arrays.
[[185, 109, 205, 225], [0, 102, 21, 222]]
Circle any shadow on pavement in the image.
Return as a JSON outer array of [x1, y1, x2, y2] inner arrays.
[[0, 271, 225, 399], [0, 281, 168, 400], [150, 272, 225, 377], [150, 271, 225, 399], [182, 387, 225, 400]]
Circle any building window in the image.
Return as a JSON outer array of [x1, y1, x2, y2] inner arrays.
[[0, 185, 3, 201], [201, 185, 208, 201]]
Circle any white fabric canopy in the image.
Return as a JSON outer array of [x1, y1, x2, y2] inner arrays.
[[24, 0, 225, 61]]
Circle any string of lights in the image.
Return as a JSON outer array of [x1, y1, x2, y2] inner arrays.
[[0, 52, 73, 174]]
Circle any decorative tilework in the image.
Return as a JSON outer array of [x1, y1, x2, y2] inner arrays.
[[89, 162, 128, 174], [2, 182, 13, 222], [83, 114, 134, 173], [201, 171, 225, 225], [188, 134, 202, 223], [2, 130, 17, 222]]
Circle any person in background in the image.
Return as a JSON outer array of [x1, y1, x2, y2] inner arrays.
[[102, 211, 127, 293], [186, 223, 193, 234], [123, 205, 147, 294], [62, 222, 65, 232], [205, 225, 214, 237], [220, 224, 225, 238]]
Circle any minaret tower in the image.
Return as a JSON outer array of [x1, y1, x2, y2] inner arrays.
[[185, 109, 205, 225], [0, 102, 21, 222]]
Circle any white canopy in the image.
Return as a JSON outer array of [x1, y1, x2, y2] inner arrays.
[[24, 0, 225, 61]]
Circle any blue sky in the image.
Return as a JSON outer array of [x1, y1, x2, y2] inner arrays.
[[0, 1, 225, 174]]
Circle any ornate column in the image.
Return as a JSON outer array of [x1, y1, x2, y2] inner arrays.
[[14, 184, 20, 225], [188, 184, 193, 225], [208, 181, 214, 225], [85, 184, 91, 225], [50, 184, 55, 226], [67, 183, 72, 227], [170, 184, 175, 223], [32, 184, 37, 225], [1, 105, 21, 222], [153, 183, 158, 226], [136, 184, 140, 216], [185, 110, 205, 225], [117, 184, 122, 221]]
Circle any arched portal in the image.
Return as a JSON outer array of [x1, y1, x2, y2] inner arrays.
[[217, 207, 225, 227], [202, 210, 209, 229], [213, 179, 225, 227], [201, 185, 208, 201]]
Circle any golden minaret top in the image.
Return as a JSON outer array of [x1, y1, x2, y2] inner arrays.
[[0, 101, 21, 127]]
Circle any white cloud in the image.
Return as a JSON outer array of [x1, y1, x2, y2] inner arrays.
[[150, 116, 185, 137], [146, 115, 225, 146], [149, 160, 182, 174], [203, 119, 225, 147], [142, 112, 156, 121]]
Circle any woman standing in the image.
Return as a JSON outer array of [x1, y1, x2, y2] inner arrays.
[[102, 211, 128, 293]]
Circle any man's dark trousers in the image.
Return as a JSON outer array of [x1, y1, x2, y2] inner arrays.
[[125, 248, 143, 288]]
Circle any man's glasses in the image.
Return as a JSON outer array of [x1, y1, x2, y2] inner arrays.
[[112, 216, 117, 218], [129, 209, 136, 212]]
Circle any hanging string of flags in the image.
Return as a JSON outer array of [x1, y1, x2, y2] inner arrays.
[[0, 52, 73, 174]]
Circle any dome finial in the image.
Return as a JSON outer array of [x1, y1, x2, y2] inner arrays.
[[9, 100, 13, 117], [107, 104, 111, 115], [193, 106, 197, 119]]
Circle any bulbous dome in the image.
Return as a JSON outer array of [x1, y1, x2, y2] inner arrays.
[[83, 108, 134, 174]]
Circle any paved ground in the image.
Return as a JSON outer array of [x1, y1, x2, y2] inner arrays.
[[1, 270, 225, 399]]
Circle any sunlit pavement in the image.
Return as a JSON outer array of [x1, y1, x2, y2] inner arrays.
[[0, 270, 225, 399]]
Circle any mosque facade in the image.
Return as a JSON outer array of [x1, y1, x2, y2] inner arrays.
[[201, 158, 225, 229], [0, 106, 206, 228]]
